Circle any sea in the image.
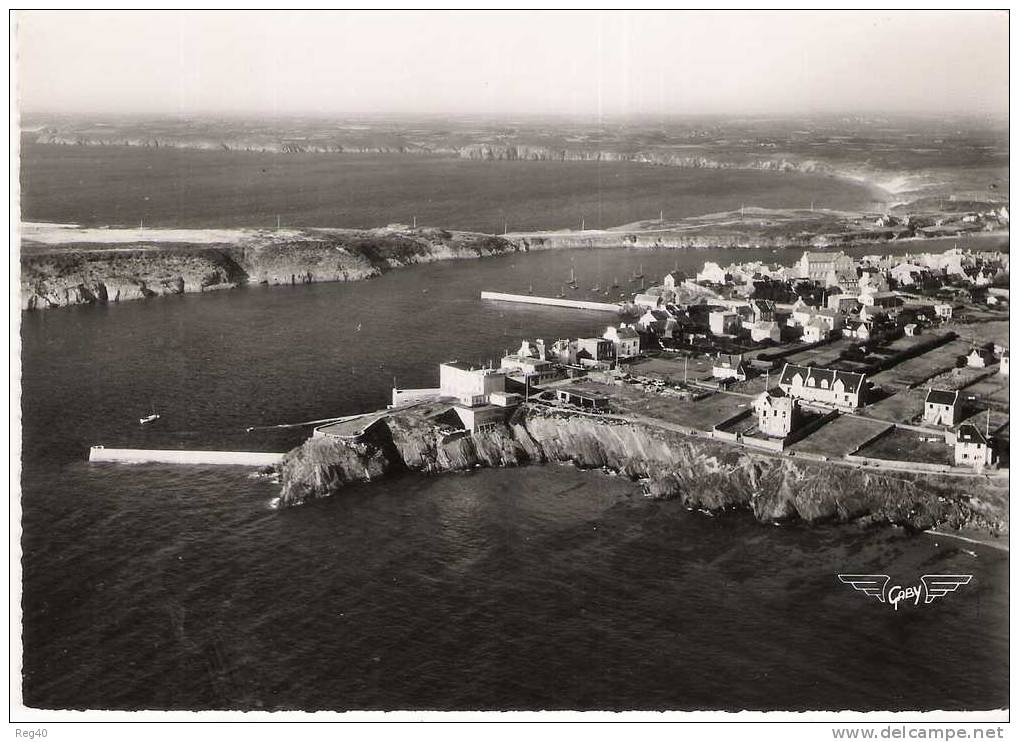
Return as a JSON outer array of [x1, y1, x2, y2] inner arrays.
[[19, 237, 1009, 711]]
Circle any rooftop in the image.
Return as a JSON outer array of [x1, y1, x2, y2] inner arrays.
[[925, 389, 959, 406], [779, 363, 866, 393], [957, 424, 989, 446]]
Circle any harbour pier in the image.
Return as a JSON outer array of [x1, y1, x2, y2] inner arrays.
[[88, 446, 285, 467], [480, 291, 621, 312]]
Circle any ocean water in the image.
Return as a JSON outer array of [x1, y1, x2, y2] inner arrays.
[[19, 143, 888, 232], [20, 243, 1008, 711]]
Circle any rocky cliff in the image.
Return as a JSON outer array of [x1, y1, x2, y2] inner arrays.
[[277, 404, 1009, 538], [20, 227, 518, 310], [457, 143, 836, 176], [29, 131, 839, 178]]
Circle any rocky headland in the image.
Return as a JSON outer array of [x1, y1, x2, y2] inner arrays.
[[21, 209, 1006, 311], [275, 403, 1009, 541], [19, 225, 518, 310]]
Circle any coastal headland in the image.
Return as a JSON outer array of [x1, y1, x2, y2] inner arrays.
[[18, 208, 1008, 310], [274, 401, 1009, 540]]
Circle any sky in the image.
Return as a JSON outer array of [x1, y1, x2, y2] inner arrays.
[[15, 10, 1010, 118]]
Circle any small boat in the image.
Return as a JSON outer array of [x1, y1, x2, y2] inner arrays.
[[567, 266, 578, 287], [527, 284, 534, 295], [557, 285, 566, 298], [632, 263, 645, 280], [139, 412, 160, 425], [610, 276, 619, 288]]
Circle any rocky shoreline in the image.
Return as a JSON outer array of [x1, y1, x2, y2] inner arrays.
[[19, 226, 518, 310], [274, 403, 1009, 541], [20, 217, 1006, 311]]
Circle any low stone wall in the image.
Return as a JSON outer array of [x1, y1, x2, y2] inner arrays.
[[844, 454, 953, 474], [391, 387, 442, 406], [847, 422, 896, 455], [784, 408, 840, 446]]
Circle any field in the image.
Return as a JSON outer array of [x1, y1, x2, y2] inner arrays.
[[868, 338, 971, 390], [856, 427, 955, 466], [788, 415, 888, 457], [566, 379, 750, 431], [20, 142, 884, 233], [945, 320, 1010, 349], [961, 375, 1011, 410]]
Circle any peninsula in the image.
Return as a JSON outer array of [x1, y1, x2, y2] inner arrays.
[[19, 205, 1008, 310], [265, 249, 1009, 547]]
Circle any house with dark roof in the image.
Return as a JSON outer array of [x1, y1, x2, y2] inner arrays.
[[713, 353, 749, 382], [924, 389, 963, 426], [603, 324, 641, 359], [778, 363, 867, 408], [954, 424, 995, 468], [750, 299, 776, 323]]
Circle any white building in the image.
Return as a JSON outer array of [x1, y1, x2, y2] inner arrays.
[[603, 325, 641, 359], [779, 363, 866, 408], [1000, 349, 1009, 378], [797, 251, 855, 284], [859, 290, 900, 308], [708, 310, 740, 337], [712, 353, 749, 382], [889, 263, 925, 287], [747, 320, 781, 343], [696, 262, 729, 284], [924, 389, 963, 427], [844, 321, 871, 342], [633, 293, 663, 309], [439, 362, 506, 407], [500, 354, 560, 385], [967, 348, 994, 368], [935, 304, 954, 320], [827, 294, 860, 313], [954, 424, 995, 468], [802, 318, 829, 344], [753, 391, 800, 438]]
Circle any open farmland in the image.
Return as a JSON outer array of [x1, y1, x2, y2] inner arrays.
[[856, 427, 955, 466], [868, 338, 971, 390], [788, 415, 889, 457]]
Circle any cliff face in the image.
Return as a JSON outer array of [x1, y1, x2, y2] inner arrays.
[[30, 131, 837, 178], [277, 405, 1009, 537], [457, 143, 834, 176], [20, 228, 519, 310]]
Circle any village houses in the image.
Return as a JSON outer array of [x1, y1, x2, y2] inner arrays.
[[603, 325, 641, 359], [953, 423, 996, 469], [924, 389, 964, 426], [712, 353, 749, 382], [778, 363, 867, 409]]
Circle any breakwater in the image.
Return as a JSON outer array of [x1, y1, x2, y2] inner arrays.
[[88, 446, 285, 466], [480, 291, 621, 312]]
